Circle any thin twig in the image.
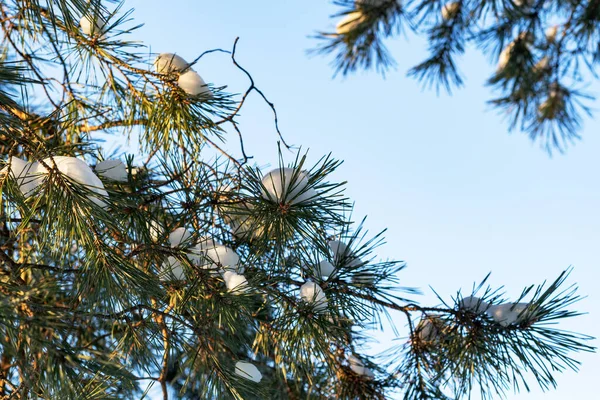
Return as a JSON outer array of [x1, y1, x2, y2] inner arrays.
[[225, 37, 294, 150]]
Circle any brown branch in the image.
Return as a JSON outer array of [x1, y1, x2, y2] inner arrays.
[[153, 301, 174, 400], [215, 37, 293, 150], [0, 104, 30, 122], [79, 118, 147, 133], [19, 263, 79, 274], [187, 48, 231, 69]]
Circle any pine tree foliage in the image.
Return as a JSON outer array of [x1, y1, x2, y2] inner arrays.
[[313, 0, 600, 152], [0, 1, 594, 399]]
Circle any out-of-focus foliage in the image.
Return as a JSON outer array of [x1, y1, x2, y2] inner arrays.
[[314, 0, 600, 152]]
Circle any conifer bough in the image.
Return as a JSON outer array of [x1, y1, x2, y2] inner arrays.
[[314, 0, 600, 152], [0, 1, 594, 399]]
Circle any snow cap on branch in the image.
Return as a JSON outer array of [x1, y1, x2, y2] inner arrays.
[[545, 25, 559, 43], [497, 43, 515, 70], [178, 70, 212, 98], [3, 156, 108, 207], [1, 157, 43, 197], [154, 53, 189, 73], [347, 354, 375, 378], [186, 237, 222, 274], [487, 302, 535, 327], [261, 167, 316, 205], [96, 159, 128, 182], [80, 14, 105, 37], [222, 271, 249, 294], [441, 2, 460, 20], [336, 11, 366, 35], [300, 281, 328, 312], [416, 317, 440, 342], [497, 32, 533, 71], [234, 361, 262, 382], [458, 296, 490, 314], [160, 256, 185, 281], [38, 156, 108, 208], [195, 236, 218, 252], [329, 240, 364, 268], [168, 227, 192, 247], [204, 245, 242, 273], [314, 260, 335, 278]]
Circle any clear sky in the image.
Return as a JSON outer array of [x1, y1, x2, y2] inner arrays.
[[120, 1, 599, 398]]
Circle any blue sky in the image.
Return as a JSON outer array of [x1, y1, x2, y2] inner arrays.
[[121, 1, 599, 398]]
